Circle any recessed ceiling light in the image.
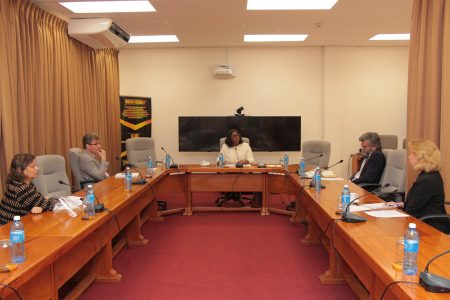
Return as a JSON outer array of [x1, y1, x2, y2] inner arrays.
[[129, 35, 179, 43], [369, 34, 410, 41], [244, 34, 308, 42], [247, 0, 338, 10], [59, 1, 155, 13]]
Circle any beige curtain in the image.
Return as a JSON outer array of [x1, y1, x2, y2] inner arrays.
[[0, 0, 121, 193], [407, 0, 450, 205]]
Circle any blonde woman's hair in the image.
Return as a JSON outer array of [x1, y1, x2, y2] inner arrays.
[[408, 139, 441, 172]]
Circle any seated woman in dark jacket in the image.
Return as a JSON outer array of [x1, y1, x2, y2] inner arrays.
[[395, 139, 450, 234], [0, 153, 58, 225]]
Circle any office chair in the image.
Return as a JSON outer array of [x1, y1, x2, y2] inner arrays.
[[215, 137, 255, 207], [32, 155, 71, 198], [379, 134, 398, 150], [419, 202, 450, 235], [360, 149, 406, 200], [68, 148, 83, 192], [301, 140, 331, 168], [125, 137, 157, 167]]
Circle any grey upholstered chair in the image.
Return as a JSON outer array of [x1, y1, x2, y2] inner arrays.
[[379, 149, 406, 193], [219, 137, 250, 149], [32, 155, 71, 198], [125, 137, 157, 168], [68, 148, 83, 192], [379, 135, 398, 150], [301, 140, 331, 169]]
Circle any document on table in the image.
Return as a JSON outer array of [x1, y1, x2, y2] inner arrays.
[[350, 203, 392, 212], [364, 210, 409, 218], [115, 172, 139, 178]]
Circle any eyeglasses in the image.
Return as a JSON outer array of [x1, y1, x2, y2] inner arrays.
[[88, 142, 101, 146]]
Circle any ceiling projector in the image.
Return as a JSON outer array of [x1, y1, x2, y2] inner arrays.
[[213, 65, 235, 79]]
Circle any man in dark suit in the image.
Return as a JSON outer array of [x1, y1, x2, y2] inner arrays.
[[351, 132, 386, 191]]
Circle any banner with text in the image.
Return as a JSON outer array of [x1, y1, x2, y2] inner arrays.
[[119, 96, 152, 167]]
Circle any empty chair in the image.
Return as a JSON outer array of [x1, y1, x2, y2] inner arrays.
[[126, 137, 157, 168], [379, 135, 398, 150], [32, 155, 71, 198], [376, 149, 407, 200], [301, 140, 331, 168], [68, 148, 83, 192]]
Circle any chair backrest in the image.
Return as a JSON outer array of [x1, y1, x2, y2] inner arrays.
[[32, 155, 71, 198], [379, 135, 398, 150], [402, 138, 407, 149], [219, 137, 250, 149], [126, 137, 157, 167], [380, 149, 406, 193], [301, 140, 331, 168], [68, 148, 83, 192]]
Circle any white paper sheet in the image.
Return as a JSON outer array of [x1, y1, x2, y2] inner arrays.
[[350, 203, 392, 212], [364, 210, 409, 218], [115, 172, 139, 178]]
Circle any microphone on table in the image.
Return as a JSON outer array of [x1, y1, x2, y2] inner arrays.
[[115, 157, 146, 185], [341, 184, 391, 223], [304, 154, 324, 162], [309, 159, 344, 188], [235, 148, 243, 168], [161, 147, 178, 168], [419, 249, 450, 293], [58, 180, 105, 212], [324, 159, 344, 170]]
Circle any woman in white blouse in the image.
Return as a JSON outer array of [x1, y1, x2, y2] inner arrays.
[[217, 129, 254, 165]]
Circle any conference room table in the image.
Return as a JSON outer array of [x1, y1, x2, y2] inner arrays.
[[0, 165, 448, 299]]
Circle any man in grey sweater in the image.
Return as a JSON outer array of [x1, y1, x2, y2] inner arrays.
[[78, 133, 109, 186]]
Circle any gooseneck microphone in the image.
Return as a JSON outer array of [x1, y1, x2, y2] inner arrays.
[[419, 249, 450, 293], [324, 159, 344, 170], [58, 180, 105, 212], [115, 157, 146, 184], [161, 147, 178, 168], [304, 153, 324, 162], [235, 148, 243, 168], [341, 184, 391, 223]]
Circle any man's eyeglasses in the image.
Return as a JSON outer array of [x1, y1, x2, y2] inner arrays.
[[88, 142, 101, 146]]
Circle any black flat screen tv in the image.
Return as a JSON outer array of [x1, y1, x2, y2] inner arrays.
[[178, 116, 301, 152]]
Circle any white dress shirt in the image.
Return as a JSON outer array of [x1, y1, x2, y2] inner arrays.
[[217, 142, 254, 164]]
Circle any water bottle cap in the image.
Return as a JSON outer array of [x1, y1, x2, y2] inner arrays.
[[126, 166, 130, 170], [87, 184, 93, 188], [409, 223, 416, 229], [13, 216, 20, 221], [300, 157, 304, 160], [344, 184, 349, 188]]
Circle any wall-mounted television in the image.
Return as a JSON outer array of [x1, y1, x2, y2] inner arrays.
[[178, 116, 301, 152]]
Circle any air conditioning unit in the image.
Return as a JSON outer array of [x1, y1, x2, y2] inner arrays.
[[213, 65, 235, 79], [68, 18, 130, 49]]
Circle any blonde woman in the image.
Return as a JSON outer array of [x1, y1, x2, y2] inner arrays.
[[396, 139, 450, 233]]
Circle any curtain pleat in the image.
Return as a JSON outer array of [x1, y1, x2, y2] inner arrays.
[[0, 0, 121, 193], [407, 0, 450, 203]]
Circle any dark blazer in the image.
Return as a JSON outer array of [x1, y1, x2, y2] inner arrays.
[[351, 149, 386, 185], [404, 171, 450, 234]]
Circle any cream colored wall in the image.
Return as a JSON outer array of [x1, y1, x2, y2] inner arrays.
[[323, 47, 409, 177], [119, 46, 408, 176]]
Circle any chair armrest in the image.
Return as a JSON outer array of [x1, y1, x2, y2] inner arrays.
[[420, 214, 450, 221]]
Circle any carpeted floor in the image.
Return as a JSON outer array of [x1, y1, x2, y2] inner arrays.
[[81, 194, 357, 299]]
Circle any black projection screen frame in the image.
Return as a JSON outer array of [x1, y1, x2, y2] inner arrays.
[[178, 116, 301, 152]]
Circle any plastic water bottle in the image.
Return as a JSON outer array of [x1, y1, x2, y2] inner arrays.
[[10, 216, 25, 264], [124, 167, 132, 191], [298, 157, 305, 177], [403, 223, 419, 275], [314, 167, 321, 191], [283, 153, 289, 171], [341, 185, 351, 213], [165, 153, 171, 169], [86, 184, 95, 218], [146, 156, 154, 178], [218, 153, 224, 168]]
